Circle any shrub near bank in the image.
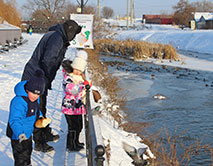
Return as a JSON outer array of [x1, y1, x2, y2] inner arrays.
[[94, 39, 179, 61], [86, 49, 124, 126]]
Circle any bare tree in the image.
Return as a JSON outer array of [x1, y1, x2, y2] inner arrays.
[[22, 0, 69, 32], [191, 0, 213, 12], [22, 0, 96, 32], [84, 5, 96, 14], [64, 3, 95, 19], [22, 0, 66, 20], [63, 2, 78, 20], [173, 0, 195, 27], [102, 6, 114, 19]]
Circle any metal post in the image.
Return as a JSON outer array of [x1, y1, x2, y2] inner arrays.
[[81, 0, 84, 14], [84, 80, 105, 166], [130, 0, 134, 25], [95, 145, 105, 166], [127, 0, 129, 30], [97, 0, 101, 18]]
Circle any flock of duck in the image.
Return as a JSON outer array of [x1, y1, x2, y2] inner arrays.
[[0, 37, 28, 53], [104, 59, 213, 101]]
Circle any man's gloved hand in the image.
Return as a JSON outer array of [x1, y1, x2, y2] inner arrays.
[[19, 133, 27, 143], [38, 116, 44, 120]]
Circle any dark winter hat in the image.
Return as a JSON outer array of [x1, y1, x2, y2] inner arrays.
[[63, 20, 82, 41], [25, 69, 46, 95], [62, 59, 73, 73]]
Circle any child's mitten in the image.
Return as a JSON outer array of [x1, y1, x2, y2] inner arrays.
[[19, 133, 27, 143]]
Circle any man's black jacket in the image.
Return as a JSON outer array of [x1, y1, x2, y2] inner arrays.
[[21, 23, 77, 91]]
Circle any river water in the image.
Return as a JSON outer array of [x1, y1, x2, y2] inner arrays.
[[100, 53, 213, 165]]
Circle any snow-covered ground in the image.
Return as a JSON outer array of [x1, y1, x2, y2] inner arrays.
[[1, 21, 213, 165]]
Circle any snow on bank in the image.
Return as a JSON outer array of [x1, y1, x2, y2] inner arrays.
[[95, 116, 155, 165], [115, 24, 213, 55], [136, 53, 213, 72]]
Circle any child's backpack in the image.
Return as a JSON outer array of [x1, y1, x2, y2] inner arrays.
[[6, 123, 13, 138]]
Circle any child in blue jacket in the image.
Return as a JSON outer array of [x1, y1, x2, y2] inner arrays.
[[6, 70, 45, 166]]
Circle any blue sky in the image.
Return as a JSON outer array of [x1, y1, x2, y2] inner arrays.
[[18, 0, 204, 18]]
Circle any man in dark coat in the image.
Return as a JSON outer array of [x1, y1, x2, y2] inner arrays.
[[21, 20, 82, 152]]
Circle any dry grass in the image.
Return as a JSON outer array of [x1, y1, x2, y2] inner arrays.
[[149, 128, 213, 166], [94, 39, 179, 61], [93, 18, 116, 39], [104, 139, 111, 165], [122, 122, 213, 165], [86, 50, 125, 126], [121, 121, 213, 165]]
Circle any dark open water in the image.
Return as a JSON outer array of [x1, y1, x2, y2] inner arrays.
[[100, 54, 213, 166]]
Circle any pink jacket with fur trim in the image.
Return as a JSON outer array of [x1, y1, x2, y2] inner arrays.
[[61, 69, 86, 115]]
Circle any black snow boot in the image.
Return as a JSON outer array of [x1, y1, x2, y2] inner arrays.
[[45, 126, 60, 142], [75, 131, 84, 148], [34, 142, 54, 153], [66, 130, 83, 152], [33, 127, 54, 153]]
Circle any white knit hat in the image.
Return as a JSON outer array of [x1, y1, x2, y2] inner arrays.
[[71, 50, 88, 72]]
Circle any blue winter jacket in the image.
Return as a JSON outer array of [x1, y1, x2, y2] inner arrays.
[[8, 80, 42, 140]]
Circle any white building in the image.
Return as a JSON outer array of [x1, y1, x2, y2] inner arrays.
[[193, 12, 213, 29]]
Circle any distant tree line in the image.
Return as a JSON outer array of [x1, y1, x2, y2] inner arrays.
[[102, 7, 114, 19], [1, 0, 213, 30], [21, 0, 114, 33], [23, 0, 213, 29]]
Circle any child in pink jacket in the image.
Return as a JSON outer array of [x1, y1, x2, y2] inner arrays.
[[61, 50, 90, 152]]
